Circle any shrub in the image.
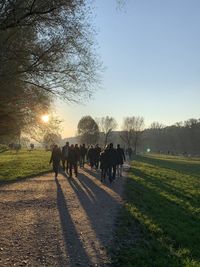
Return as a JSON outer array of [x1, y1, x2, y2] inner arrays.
[[0, 144, 9, 153]]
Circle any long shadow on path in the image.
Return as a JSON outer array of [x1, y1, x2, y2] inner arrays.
[[63, 168, 124, 251], [55, 177, 93, 267]]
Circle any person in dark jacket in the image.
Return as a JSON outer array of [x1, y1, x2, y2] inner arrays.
[[74, 144, 80, 167], [68, 144, 78, 177], [106, 143, 118, 183], [87, 145, 96, 170], [80, 144, 87, 168], [94, 144, 101, 170], [62, 142, 69, 172], [116, 144, 126, 177], [99, 145, 109, 182], [50, 144, 62, 178]]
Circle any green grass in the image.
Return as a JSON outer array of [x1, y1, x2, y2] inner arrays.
[[113, 154, 200, 267], [0, 149, 51, 182]]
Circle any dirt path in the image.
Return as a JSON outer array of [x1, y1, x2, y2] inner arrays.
[[0, 165, 127, 267]]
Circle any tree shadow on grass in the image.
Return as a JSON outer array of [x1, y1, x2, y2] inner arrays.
[[136, 155, 200, 178], [120, 167, 200, 266], [132, 168, 200, 214]]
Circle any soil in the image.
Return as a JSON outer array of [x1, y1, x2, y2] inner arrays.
[[0, 164, 127, 267]]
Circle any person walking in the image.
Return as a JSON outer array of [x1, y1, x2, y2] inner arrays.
[[94, 144, 101, 170], [106, 143, 118, 183], [116, 144, 126, 177], [49, 144, 62, 178], [87, 145, 96, 170], [62, 141, 70, 172], [80, 144, 87, 168], [68, 144, 78, 178], [74, 144, 80, 167], [99, 145, 109, 182]]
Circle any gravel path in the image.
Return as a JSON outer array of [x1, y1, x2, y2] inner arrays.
[[0, 165, 127, 267]]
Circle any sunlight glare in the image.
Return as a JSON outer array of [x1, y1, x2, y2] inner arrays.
[[41, 114, 49, 123]]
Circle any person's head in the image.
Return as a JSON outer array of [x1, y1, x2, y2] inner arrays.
[[109, 143, 113, 148], [83, 143, 85, 147], [75, 144, 78, 148], [54, 144, 58, 149], [96, 144, 99, 147], [117, 144, 120, 148], [66, 142, 69, 146], [71, 144, 74, 148]]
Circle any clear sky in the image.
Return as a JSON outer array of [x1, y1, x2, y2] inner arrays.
[[57, 0, 200, 138]]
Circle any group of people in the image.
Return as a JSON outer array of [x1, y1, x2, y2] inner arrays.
[[50, 142, 126, 183]]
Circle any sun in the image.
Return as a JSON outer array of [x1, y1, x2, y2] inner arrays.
[[41, 114, 49, 123]]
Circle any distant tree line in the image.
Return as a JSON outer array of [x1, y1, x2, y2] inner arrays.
[[77, 115, 144, 153], [77, 116, 200, 156], [140, 119, 200, 156]]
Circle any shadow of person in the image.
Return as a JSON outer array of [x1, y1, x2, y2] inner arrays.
[[55, 177, 93, 267], [62, 170, 123, 251]]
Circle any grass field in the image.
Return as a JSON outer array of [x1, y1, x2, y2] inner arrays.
[[113, 154, 200, 267], [0, 149, 51, 182]]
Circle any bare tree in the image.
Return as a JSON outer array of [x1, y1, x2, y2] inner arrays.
[[150, 122, 165, 129], [120, 116, 145, 154], [96, 116, 117, 146]]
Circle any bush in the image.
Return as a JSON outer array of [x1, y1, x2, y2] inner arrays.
[[0, 144, 9, 153]]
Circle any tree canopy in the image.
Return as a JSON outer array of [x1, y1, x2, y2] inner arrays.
[[0, 0, 100, 143], [77, 116, 99, 145]]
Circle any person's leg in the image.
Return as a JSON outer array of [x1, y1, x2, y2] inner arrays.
[[112, 165, 116, 181], [96, 160, 99, 170], [66, 159, 69, 173], [103, 167, 107, 182], [116, 165, 119, 177], [120, 164, 123, 177], [100, 168, 103, 182], [101, 167, 105, 182], [74, 163, 78, 177], [108, 166, 112, 183], [62, 159, 65, 171], [90, 160, 94, 170], [69, 162, 72, 177], [53, 162, 59, 178], [80, 156, 83, 167], [94, 160, 98, 170], [83, 155, 85, 168]]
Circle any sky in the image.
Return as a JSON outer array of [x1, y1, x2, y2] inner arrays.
[[57, 0, 200, 138]]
